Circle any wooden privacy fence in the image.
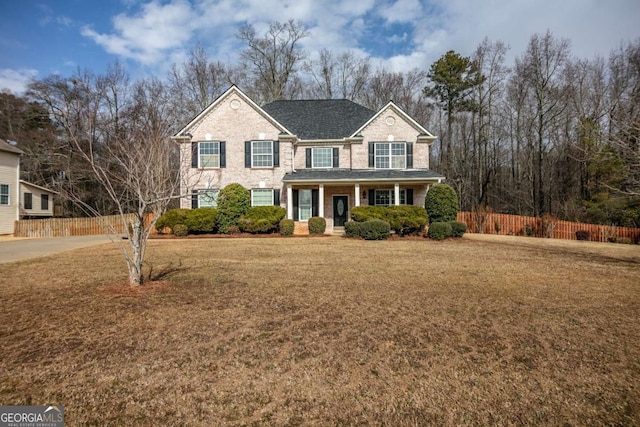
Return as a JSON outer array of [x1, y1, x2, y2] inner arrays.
[[457, 211, 640, 243], [14, 213, 155, 238]]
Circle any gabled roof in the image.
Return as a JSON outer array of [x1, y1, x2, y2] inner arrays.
[[352, 101, 436, 141], [0, 139, 24, 155], [19, 180, 58, 194], [262, 99, 376, 140], [173, 85, 292, 138]]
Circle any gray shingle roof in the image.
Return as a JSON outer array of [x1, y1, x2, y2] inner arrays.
[[282, 168, 445, 183], [0, 139, 24, 155], [262, 99, 375, 140]]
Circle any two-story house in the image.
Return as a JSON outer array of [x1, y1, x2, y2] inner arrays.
[[173, 85, 444, 232], [0, 139, 56, 234]]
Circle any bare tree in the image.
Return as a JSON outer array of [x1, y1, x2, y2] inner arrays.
[[303, 49, 370, 100], [238, 20, 308, 103]]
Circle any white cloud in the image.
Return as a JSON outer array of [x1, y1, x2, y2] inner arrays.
[[0, 68, 38, 94], [82, 0, 197, 65], [380, 0, 423, 23]]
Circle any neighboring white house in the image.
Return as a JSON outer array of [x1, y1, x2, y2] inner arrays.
[[172, 86, 445, 232], [0, 139, 56, 234]]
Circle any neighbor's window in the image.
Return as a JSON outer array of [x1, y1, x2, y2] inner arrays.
[[199, 142, 220, 168], [41, 194, 49, 210], [312, 147, 333, 168], [0, 184, 9, 205], [251, 189, 274, 206], [374, 189, 406, 206], [252, 141, 273, 167], [24, 192, 32, 210], [375, 142, 406, 169], [198, 189, 219, 208]]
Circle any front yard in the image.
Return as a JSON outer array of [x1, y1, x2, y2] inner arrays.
[[0, 235, 638, 425]]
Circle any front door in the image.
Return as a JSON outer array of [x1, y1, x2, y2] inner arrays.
[[333, 196, 348, 227]]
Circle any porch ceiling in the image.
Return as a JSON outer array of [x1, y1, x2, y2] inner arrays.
[[282, 168, 445, 184]]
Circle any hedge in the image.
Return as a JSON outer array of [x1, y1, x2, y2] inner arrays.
[[216, 183, 251, 234], [450, 221, 467, 238], [279, 219, 295, 236], [428, 221, 453, 240], [238, 206, 286, 234], [308, 217, 327, 235], [155, 209, 189, 233], [425, 184, 459, 224], [351, 205, 427, 236], [345, 219, 390, 240], [184, 208, 218, 234]]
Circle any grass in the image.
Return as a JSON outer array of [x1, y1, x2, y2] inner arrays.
[[0, 234, 639, 426]]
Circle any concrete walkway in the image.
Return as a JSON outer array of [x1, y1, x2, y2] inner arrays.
[[0, 235, 113, 264]]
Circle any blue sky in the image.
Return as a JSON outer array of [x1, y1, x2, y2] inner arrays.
[[1, 0, 639, 94]]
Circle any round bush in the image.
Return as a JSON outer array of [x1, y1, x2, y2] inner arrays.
[[155, 209, 189, 233], [308, 217, 326, 235], [344, 221, 362, 238], [279, 219, 294, 236], [172, 223, 188, 237], [359, 219, 391, 240], [428, 221, 453, 240], [216, 183, 251, 234], [450, 221, 467, 238], [184, 208, 217, 234], [425, 184, 459, 224]]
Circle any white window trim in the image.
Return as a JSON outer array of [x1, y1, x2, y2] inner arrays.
[[251, 189, 274, 206], [0, 184, 9, 206], [251, 140, 273, 168], [375, 142, 406, 169], [197, 189, 219, 208], [311, 147, 333, 168], [198, 141, 220, 169]]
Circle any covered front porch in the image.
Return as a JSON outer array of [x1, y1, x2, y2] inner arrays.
[[282, 169, 445, 233]]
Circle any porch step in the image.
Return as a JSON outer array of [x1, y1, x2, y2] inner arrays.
[[293, 222, 309, 236]]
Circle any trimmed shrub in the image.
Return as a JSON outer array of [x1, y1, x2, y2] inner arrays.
[[428, 221, 452, 240], [308, 216, 327, 235], [239, 206, 286, 234], [344, 221, 362, 238], [351, 205, 428, 236], [155, 209, 189, 233], [216, 183, 251, 234], [575, 230, 590, 241], [184, 208, 217, 234], [424, 184, 459, 224], [359, 219, 391, 240], [450, 221, 467, 238], [279, 219, 294, 236], [172, 223, 188, 237]]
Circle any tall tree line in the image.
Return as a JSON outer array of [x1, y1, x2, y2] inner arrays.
[[1, 22, 638, 226]]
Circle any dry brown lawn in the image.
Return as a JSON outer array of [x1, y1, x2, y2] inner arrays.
[[0, 234, 639, 426]]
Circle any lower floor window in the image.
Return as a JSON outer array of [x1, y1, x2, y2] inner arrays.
[[374, 189, 406, 206], [0, 184, 8, 205], [298, 189, 312, 221], [198, 189, 219, 208], [251, 189, 274, 206]]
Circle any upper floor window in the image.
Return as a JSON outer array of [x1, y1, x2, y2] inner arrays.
[[24, 192, 32, 210], [306, 147, 339, 168], [245, 140, 279, 168], [0, 184, 9, 205], [191, 141, 226, 168], [369, 142, 413, 169]]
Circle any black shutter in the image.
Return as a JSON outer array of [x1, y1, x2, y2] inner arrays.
[[368, 189, 375, 206], [245, 141, 251, 168], [293, 189, 299, 220], [311, 189, 319, 217], [406, 142, 413, 168], [273, 141, 279, 167], [333, 147, 339, 168], [306, 148, 312, 168], [191, 142, 198, 168], [406, 189, 414, 205], [368, 142, 375, 167], [273, 189, 280, 206], [220, 141, 226, 168], [191, 190, 198, 209]]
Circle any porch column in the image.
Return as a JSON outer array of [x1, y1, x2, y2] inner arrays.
[[394, 183, 400, 206], [355, 183, 360, 206], [287, 185, 293, 219], [319, 184, 325, 218]]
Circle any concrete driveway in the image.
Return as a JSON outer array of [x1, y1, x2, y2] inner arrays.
[[0, 235, 113, 264]]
